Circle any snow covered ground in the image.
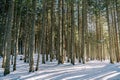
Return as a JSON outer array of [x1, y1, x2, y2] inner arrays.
[[0, 55, 120, 80]]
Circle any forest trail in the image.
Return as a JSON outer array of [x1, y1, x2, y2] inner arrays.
[[0, 55, 120, 80]]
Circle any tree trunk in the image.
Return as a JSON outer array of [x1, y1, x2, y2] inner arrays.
[[29, 0, 36, 72], [71, 0, 75, 65], [106, 0, 114, 63], [81, 0, 87, 64], [4, 0, 14, 75]]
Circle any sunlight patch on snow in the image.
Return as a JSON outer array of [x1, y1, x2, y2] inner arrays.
[[82, 65, 106, 69], [19, 72, 37, 79], [21, 69, 78, 80], [90, 71, 117, 80], [61, 74, 86, 80], [118, 66, 120, 68], [102, 72, 120, 80]]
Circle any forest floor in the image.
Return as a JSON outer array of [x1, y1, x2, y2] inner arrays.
[[0, 55, 120, 80]]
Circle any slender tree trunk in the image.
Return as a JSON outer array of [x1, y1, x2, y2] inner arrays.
[[71, 0, 75, 65], [58, 0, 63, 64], [13, 14, 21, 71], [81, 0, 87, 64], [77, 1, 82, 63], [106, 0, 114, 63]]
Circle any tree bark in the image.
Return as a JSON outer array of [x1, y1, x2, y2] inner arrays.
[[29, 0, 36, 72], [4, 0, 14, 75]]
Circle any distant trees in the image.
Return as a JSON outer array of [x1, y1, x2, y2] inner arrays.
[[1, 0, 120, 75]]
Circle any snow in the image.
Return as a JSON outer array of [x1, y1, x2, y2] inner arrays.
[[0, 55, 120, 80]]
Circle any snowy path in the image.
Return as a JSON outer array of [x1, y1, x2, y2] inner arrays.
[[0, 56, 120, 80]]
